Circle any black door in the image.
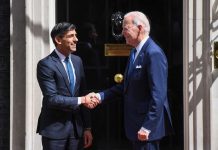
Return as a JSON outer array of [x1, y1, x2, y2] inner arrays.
[[56, 0, 183, 150]]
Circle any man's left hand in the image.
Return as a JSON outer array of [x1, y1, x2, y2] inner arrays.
[[137, 129, 149, 141], [83, 129, 93, 148]]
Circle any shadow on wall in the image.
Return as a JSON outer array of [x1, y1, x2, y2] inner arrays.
[[185, 0, 218, 149]]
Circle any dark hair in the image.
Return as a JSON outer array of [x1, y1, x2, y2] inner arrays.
[[50, 22, 76, 45]]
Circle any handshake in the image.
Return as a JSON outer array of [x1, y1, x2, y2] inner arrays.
[[81, 92, 101, 109]]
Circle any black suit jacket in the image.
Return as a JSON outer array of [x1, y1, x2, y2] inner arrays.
[[36, 50, 91, 139]]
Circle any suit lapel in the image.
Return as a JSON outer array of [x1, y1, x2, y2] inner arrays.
[[124, 49, 134, 86], [70, 54, 79, 95], [124, 49, 136, 91], [134, 37, 151, 64], [124, 37, 151, 91], [50, 51, 72, 95]]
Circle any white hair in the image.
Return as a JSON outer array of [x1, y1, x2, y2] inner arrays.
[[124, 11, 150, 33]]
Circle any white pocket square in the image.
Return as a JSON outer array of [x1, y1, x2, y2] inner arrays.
[[136, 65, 142, 69]]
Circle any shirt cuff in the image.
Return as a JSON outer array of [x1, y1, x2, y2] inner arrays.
[[85, 128, 92, 131], [97, 92, 104, 101], [140, 127, 151, 134], [78, 97, 81, 105]]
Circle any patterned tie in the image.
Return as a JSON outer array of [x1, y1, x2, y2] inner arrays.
[[127, 48, 136, 77], [64, 56, 75, 93]]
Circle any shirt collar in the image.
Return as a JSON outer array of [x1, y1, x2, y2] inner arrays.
[[135, 36, 149, 53], [55, 49, 70, 62]]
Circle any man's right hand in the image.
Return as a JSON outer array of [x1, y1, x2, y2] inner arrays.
[[81, 92, 100, 109]]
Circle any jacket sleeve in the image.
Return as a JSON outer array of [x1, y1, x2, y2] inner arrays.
[[102, 83, 124, 102]]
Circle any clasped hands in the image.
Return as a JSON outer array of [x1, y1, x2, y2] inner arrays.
[[81, 92, 100, 109]]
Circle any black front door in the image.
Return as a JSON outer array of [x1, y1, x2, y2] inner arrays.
[[56, 0, 183, 150]]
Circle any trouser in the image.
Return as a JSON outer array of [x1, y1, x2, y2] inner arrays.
[[42, 136, 83, 150]]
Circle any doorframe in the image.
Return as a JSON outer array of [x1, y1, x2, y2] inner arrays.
[[183, 0, 213, 149]]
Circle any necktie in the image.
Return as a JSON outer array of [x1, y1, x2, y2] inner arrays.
[[127, 48, 136, 77], [64, 56, 75, 93]]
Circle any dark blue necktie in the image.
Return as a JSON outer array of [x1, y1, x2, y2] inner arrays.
[[64, 56, 75, 93], [127, 48, 136, 77]]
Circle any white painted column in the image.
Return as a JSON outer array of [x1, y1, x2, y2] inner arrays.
[[25, 0, 55, 149], [10, 0, 55, 149], [210, 0, 218, 150], [10, 0, 26, 149], [184, 0, 218, 149]]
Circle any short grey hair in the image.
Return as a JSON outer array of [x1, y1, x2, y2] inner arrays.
[[124, 11, 150, 33]]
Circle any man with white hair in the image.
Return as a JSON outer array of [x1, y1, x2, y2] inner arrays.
[[94, 11, 173, 150]]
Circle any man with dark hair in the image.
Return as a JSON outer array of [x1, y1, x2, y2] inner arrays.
[[36, 22, 99, 150]]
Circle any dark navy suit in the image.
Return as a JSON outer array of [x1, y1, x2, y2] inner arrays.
[[101, 38, 173, 149], [36, 51, 90, 148]]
